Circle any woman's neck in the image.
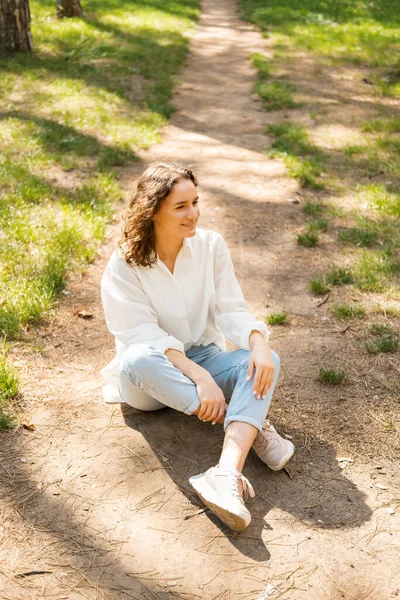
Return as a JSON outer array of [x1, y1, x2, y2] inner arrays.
[[154, 232, 184, 261]]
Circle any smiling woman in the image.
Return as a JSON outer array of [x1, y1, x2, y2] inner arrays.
[[118, 162, 200, 270], [100, 161, 295, 532]]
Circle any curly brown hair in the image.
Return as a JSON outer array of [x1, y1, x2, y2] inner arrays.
[[118, 161, 199, 268]]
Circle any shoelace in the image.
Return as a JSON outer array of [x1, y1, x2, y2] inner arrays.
[[262, 420, 275, 436], [236, 473, 255, 501], [255, 420, 275, 442], [215, 468, 255, 501]]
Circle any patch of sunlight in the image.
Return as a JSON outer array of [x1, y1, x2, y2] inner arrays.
[[311, 124, 366, 150]]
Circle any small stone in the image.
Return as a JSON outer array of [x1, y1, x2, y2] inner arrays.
[[374, 483, 389, 490], [386, 507, 395, 515], [287, 198, 300, 204]]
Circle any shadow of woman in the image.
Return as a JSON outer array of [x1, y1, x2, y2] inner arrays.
[[120, 403, 371, 562]]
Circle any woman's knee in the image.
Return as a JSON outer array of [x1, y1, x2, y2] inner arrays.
[[236, 349, 251, 370], [118, 371, 166, 411], [120, 344, 161, 382], [270, 349, 280, 378], [238, 348, 279, 372]]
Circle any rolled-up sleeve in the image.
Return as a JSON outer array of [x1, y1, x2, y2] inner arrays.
[[101, 254, 185, 355], [213, 234, 270, 350]]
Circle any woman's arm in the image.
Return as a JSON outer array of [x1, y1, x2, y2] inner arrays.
[[165, 348, 210, 384], [248, 330, 275, 399], [165, 349, 227, 423], [213, 234, 270, 350], [101, 254, 184, 355]]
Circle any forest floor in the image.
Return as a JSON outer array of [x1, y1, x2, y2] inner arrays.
[[1, 0, 399, 598]]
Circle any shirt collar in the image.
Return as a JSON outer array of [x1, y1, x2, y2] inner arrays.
[[155, 235, 194, 263], [182, 235, 194, 256]]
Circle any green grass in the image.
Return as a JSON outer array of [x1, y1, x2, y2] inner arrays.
[[0, 0, 199, 339], [364, 321, 399, 353], [239, 0, 400, 94], [365, 336, 399, 354], [242, 0, 400, 306], [372, 303, 400, 318], [0, 0, 199, 425], [327, 266, 354, 286], [338, 227, 378, 247], [351, 248, 400, 293], [266, 311, 289, 325], [319, 367, 346, 385], [368, 322, 393, 336], [267, 121, 326, 189], [357, 184, 400, 217], [310, 277, 330, 295], [362, 118, 400, 134], [250, 52, 271, 79], [301, 202, 324, 217], [297, 231, 319, 247], [309, 219, 328, 232], [331, 303, 365, 320], [286, 156, 325, 189], [268, 121, 314, 155], [254, 80, 300, 111], [0, 343, 19, 428]]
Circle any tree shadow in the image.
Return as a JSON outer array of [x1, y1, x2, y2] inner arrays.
[[237, 0, 400, 29], [0, 430, 188, 599], [120, 403, 371, 561], [0, 110, 137, 167], [0, 12, 190, 114]]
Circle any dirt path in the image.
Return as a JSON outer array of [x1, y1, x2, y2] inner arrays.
[[1, 0, 399, 598]]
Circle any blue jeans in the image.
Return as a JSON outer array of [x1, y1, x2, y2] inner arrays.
[[118, 343, 280, 432]]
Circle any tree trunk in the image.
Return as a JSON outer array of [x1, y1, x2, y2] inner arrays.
[[334, 0, 342, 22], [0, 0, 32, 54], [56, 0, 83, 18]]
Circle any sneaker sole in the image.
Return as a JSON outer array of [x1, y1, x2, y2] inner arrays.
[[188, 475, 250, 531]]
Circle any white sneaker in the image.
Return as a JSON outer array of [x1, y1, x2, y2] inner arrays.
[[189, 465, 255, 531], [252, 420, 294, 471]]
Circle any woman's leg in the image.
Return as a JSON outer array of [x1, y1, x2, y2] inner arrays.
[[119, 375, 166, 411], [198, 346, 280, 434], [219, 422, 258, 472], [188, 347, 281, 531], [118, 343, 215, 415]]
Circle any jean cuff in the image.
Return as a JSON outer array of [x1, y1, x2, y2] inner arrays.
[[224, 415, 263, 433], [184, 396, 201, 415]]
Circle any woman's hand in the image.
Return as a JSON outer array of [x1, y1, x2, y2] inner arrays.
[[193, 374, 228, 424], [247, 343, 275, 400]]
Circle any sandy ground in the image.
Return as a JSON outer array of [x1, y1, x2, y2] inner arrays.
[[1, 0, 400, 598]]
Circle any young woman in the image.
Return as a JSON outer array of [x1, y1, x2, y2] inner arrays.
[[100, 162, 294, 531]]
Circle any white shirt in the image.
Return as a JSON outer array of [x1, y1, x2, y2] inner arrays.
[[100, 227, 270, 402]]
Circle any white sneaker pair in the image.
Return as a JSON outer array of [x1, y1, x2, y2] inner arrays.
[[189, 422, 294, 531]]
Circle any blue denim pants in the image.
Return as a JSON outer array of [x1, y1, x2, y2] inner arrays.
[[118, 343, 280, 432]]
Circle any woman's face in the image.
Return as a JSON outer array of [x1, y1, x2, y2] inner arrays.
[[153, 178, 200, 239]]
